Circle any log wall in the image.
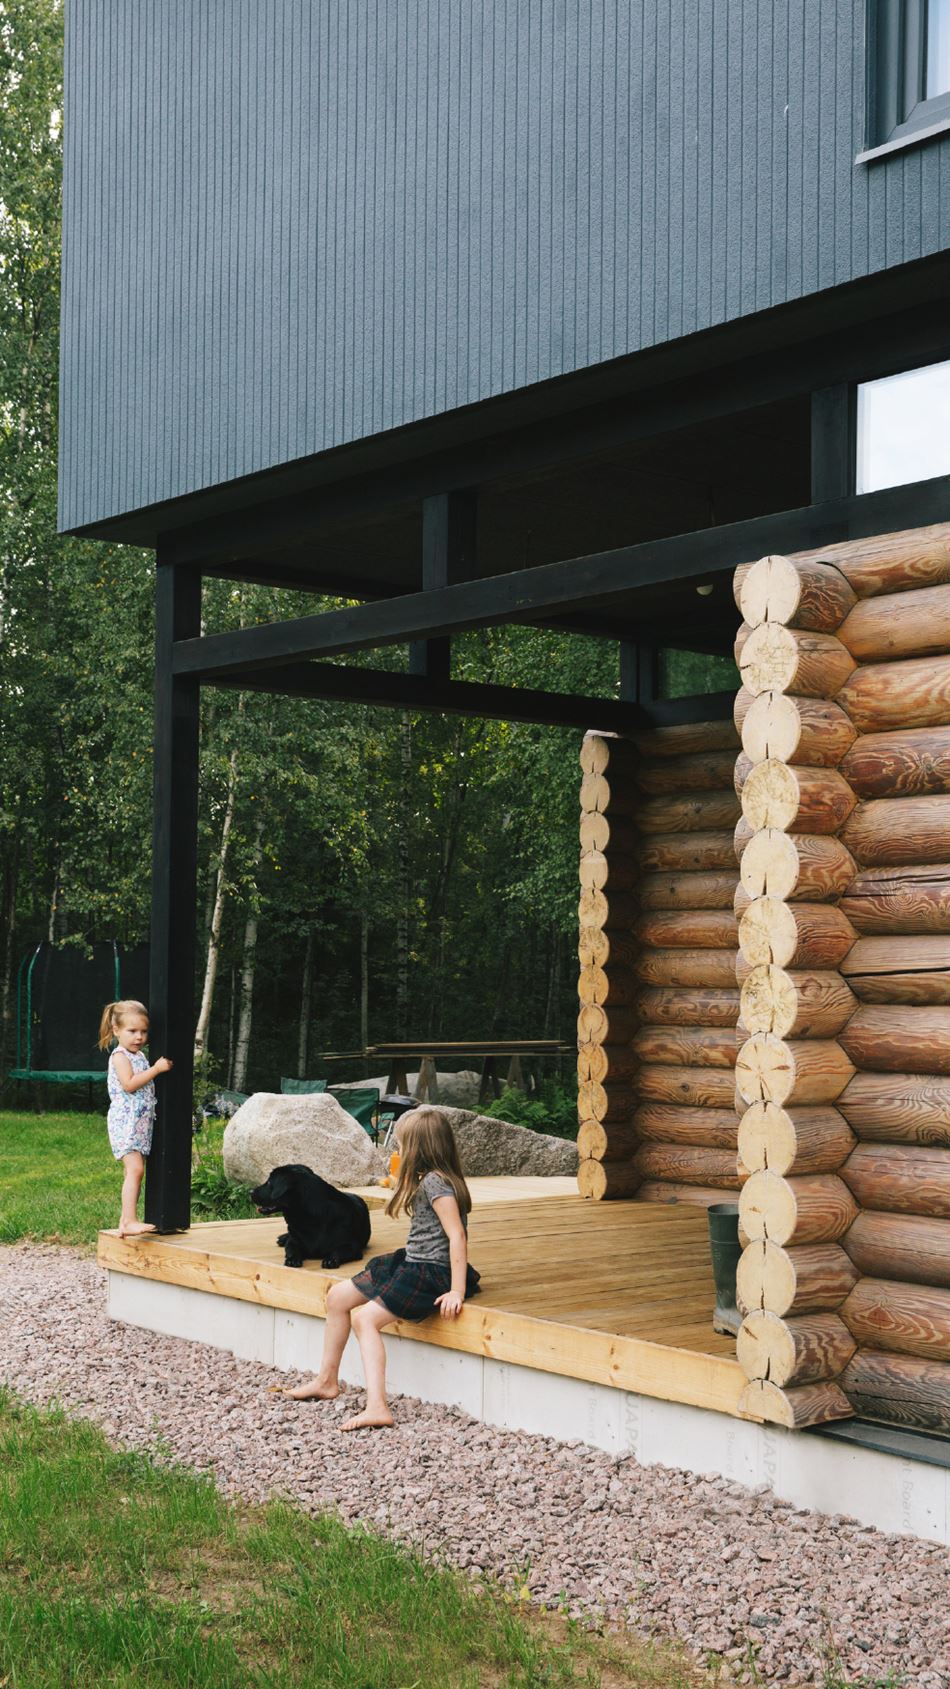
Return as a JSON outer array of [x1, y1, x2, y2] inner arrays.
[[576, 723, 743, 1204], [732, 525, 950, 1435]]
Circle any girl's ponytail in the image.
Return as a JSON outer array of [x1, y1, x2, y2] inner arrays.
[[98, 1003, 118, 1051]]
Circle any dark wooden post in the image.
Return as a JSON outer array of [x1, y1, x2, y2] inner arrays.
[[811, 385, 856, 503], [619, 642, 657, 704], [145, 557, 201, 1231], [409, 490, 478, 679]]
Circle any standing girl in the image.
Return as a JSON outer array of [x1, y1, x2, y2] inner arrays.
[[287, 1107, 480, 1430], [98, 1000, 172, 1237]]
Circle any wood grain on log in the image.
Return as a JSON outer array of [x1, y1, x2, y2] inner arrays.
[[842, 972, 950, 1005], [632, 1144, 742, 1188], [577, 1003, 640, 1046], [638, 831, 740, 872], [637, 790, 741, 835], [737, 1239, 859, 1317], [740, 692, 857, 767], [578, 926, 640, 971], [738, 1378, 853, 1428], [839, 582, 950, 662], [738, 899, 855, 970], [737, 1310, 856, 1386], [635, 1104, 740, 1149], [841, 1143, 950, 1218], [734, 686, 755, 731], [844, 1211, 950, 1287], [840, 1005, 950, 1076], [739, 830, 856, 903], [842, 1278, 950, 1362], [837, 654, 950, 733], [579, 811, 639, 856], [635, 986, 740, 1028], [579, 850, 640, 893], [636, 751, 738, 795], [796, 522, 950, 598], [577, 1041, 638, 1086], [739, 1170, 858, 1246], [734, 753, 754, 796], [637, 870, 738, 911], [578, 1077, 638, 1124], [632, 719, 739, 758], [739, 552, 857, 633], [576, 1119, 639, 1162], [739, 625, 855, 698], [577, 1157, 642, 1200], [739, 966, 856, 1039], [737, 1101, 856, 1176], [842, 796, 950, 868], [635, 1181, 743, 1209], [840, 864, 950, 934], [635, 948, 739, 988], [579, 733, 638, 777], [840, 1348, 950, 1432], [841, 726, 950, 800], [632, 1025, 738, 1069], [636, 909, 738, 950], [838, 1072, 950, 1146], [578, 888, 640, 934], [637, 1064, 739, 1107], [577, 962, 637, 1008], [579, 770, 638, 816], [841, 937, 950, 1005], [740, 761, 856, 834], [735, 1033, 855, 1107], [734, 818, 754, 863]]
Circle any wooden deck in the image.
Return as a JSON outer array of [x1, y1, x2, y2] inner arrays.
[[99, 1185, 747, 1418]]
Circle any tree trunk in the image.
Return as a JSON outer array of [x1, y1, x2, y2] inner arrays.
[[360, 912, 370, 1053], [0, 829, 21, 1080], [395, 712, 411, 1039], [297, 927, 314, 1077], [231, 816, 264, 1094], [193, 744, 239, 1062]]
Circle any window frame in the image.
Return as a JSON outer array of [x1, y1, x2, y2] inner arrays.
[[866, 0, 950, 153]]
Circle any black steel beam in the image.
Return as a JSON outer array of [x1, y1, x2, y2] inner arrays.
[[146, 560, 201, 1233], [173, 474, 950, 681]]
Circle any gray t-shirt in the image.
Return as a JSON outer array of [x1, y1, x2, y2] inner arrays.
[[404, 1172, 467, 1265]]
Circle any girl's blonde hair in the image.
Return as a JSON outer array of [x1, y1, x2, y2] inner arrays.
[[97, 1000, 149, 1051], [386, 1106, 471, 1220]]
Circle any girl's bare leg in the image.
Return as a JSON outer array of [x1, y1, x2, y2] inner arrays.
[[286, 1279, 368, 1400], [118, 1152, 154, 1237], [340, 1300, 396, 1430]]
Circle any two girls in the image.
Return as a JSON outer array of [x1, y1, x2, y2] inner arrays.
[[98, 1000, 172, 1236], [287, 1106, 479, 1431]]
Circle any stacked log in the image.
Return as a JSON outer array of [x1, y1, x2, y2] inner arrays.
[[732, 551, 860, 1429], [576, 721, 745, 1203], [735, 525, 950, 1434]]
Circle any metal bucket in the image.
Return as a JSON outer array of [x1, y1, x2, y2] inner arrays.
[[707, 1201, 743, 1337]]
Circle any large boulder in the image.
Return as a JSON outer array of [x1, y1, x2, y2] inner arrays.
[[434, 1107, 578, 1177], [222, 1092, 385, 1188]]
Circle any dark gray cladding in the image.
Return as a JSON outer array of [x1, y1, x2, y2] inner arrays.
[[59, 0, 950, 534]]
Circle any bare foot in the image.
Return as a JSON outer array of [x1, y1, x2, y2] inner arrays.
[[340, 1409, 394, 1432], [118, 1221, 156, 1238], [282, 1379, 340, 1401]]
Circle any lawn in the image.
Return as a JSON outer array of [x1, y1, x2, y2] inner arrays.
[[0, 1394, 709, 1689], [0, 1109, 254, 1246]]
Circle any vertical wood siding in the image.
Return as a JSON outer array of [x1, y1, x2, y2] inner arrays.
[[59, 0, 950, 531]]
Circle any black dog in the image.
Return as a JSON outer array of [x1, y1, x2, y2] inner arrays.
[[251, 1164, 371, 1269]]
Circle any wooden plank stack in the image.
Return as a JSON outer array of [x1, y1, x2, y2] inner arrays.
[[732, 524, 950, 1434], [577, 721, 744, 1204]]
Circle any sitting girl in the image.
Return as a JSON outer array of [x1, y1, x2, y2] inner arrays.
[[287, 1106, 480, 1430]]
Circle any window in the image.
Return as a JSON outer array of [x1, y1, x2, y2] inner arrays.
[[869, 0, 950, 148], [856, 359, 950, 494]]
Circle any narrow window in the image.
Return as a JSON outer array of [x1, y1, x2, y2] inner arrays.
[[855, 359, 950, 494], [869, 0, 950, 147]]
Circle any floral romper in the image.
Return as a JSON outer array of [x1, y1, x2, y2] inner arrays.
[[106, 1048, 156, 1160]]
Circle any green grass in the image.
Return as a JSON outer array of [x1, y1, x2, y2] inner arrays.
[[0, 1394, 709, 1689], [0, 1110, 254, 1245]]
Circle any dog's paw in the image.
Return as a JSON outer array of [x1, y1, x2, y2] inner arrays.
[[283, 1255, 304, 1269], [276, 1232, 289, 1247], [321, 1255, 341, 1269]]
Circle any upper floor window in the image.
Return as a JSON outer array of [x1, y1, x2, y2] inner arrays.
[[869, 0, 950, 148], [856, 358, 950, 494]]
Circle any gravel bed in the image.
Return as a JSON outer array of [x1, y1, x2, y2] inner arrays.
[[1, 1243, 948, 1687]]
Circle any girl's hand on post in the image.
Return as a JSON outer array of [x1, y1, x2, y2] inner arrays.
[[435, 1290, 463, 1319], [154, 1056, 173, 1073]]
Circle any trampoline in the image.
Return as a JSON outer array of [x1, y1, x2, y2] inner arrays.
[[10, 940, 150, 1086]]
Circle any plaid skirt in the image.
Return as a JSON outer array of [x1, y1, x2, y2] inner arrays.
[[350, 1248, 481, 1323]]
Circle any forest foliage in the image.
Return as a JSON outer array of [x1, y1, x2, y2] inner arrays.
[[0, 2, 728, 1101]]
